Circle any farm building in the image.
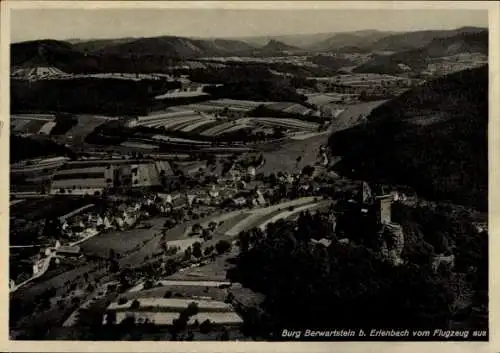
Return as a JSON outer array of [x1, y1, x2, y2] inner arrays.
[[55, 245, 81, 257], [11, 66, 71, 81], [50, 165, 114, 195]]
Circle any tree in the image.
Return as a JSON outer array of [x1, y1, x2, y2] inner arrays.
[[109, 259, 120, 273], [203, 246, 214, 256], [185, 302, 199, 317], [105, 311, 117, 325], [183, 247, 192, 261], [144, 279, 154, 290], [192, 223, 202, 234], [219, 328, 230, 341], [202, 228, 212, 241], [215, 240, 232, 255], [193, 242, 203, 258], [238, 231, 251, 253], [199, 319, 213, 334], [130, 299, 140, 309], [208, 221, 218, 232], [118, 297, 128, 305], [302, 165, 315, 177], [228, 215, 457, 333]]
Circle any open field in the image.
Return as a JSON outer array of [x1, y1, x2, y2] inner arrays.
[[56, 115, 112, 145], [112, 310, 242, 326], [124, 283, 228, 302], [11, 115, 55, 133], [259, 100, 387, 174], [224, 197, 320, 236], [266, 102, 313, 115], [11, 118, 52, 135], [109, 297, 233, 311], [137, 99, 321, 141], [120, 141, 159, 150], [214, 213, 251, 234], [151, 135, 211, 145], [167, 251, 236, 282], [11, 156, 69, 174], [79, 217, 171, 258], [11, 262, 99, 303], [251, 117, 318, 131], [10, 196, 95, 222], [257, 200, 330, 230]]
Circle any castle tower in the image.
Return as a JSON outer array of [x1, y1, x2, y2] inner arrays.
[[375, 194, 393, 225]]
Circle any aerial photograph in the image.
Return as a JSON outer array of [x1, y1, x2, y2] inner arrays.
[[8, 6, 488, 341]]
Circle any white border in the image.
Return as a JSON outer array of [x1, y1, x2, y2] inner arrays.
[[1, 2, 499, 352]]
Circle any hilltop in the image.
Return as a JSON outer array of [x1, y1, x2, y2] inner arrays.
[[328, 65, 488, 210], [78, 36, 257, 58], [259, 39, 300, 53], [354, 30, 488, 74], [309, 30, 394, 52], [369, 26, 487, 52]]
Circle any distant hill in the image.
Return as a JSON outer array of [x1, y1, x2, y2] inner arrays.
[[369, 26, 487, 52], [86, 36, 257, 58], [71, 37, 138, 53], [353, 30, 488, 74], [258, 39, 301, 54], [234, 33, 335, 47], [11, 39, 95, 70], [329, 65, 488, 210], [11, 39, 181, 74], [308, 30, 396, 52]]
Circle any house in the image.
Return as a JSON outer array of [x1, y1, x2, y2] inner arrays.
[[255, 189, 266, 206], [208, 185, 220, 198], [247, 166, 256, 178], [56, 245, 81, 257], [310, 238, 332, 247], [232, 197, 247, 206]]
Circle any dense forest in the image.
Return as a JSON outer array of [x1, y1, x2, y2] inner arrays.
[[329, 65, 488, 210], [11, 78, 180, 116], [227, 203, 487, 339], [10, 135, 76, 163], [354, 31, 488, 75]]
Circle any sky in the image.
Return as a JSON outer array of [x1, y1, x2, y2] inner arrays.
[[10, 8, 488, 43]]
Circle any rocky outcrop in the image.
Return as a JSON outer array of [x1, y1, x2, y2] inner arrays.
[[378, 222, 405, 266], [432, 254, 455, 273]]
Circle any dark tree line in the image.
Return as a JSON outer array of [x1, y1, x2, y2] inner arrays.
[[227, 210, 483, 338]]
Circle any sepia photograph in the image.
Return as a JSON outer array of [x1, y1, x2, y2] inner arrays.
[[3, 1, 494, 345]]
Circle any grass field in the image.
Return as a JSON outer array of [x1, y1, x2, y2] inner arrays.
[[58, 115, 112, 145], [80, 217, 171, 258], [258, 100, 387, 174], [121, 283, 228, 302], [215, 213, 251, 234], [10, 197, 94, 222]]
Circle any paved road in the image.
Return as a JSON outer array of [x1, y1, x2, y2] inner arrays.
[[10, 254, 55, 293]]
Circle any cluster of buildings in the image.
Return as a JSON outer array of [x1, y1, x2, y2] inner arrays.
[[422, 54, 487, 77], [49, 159, 168, 195]]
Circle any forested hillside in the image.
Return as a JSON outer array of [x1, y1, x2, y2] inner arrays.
[[329, 65, 488, 210]]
